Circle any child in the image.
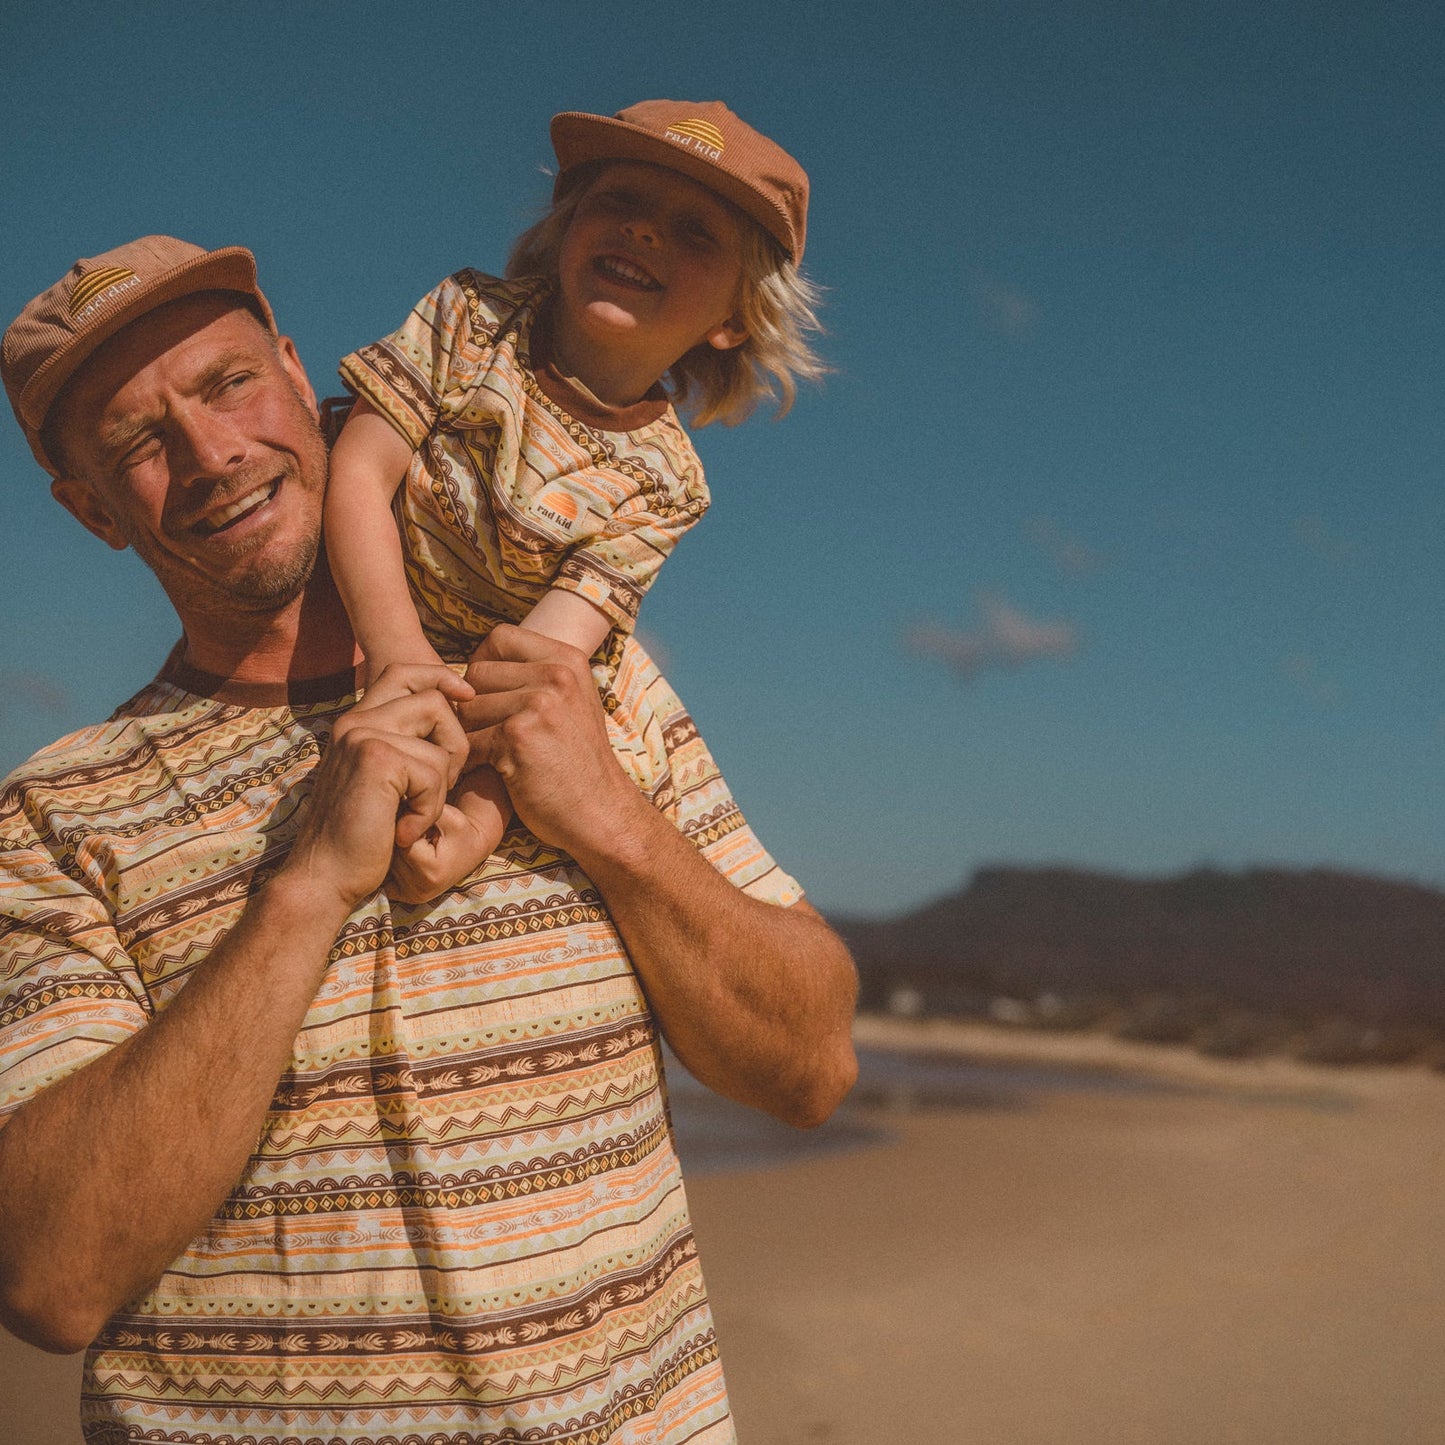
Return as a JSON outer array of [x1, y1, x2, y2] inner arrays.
[[327, 99, 824, 901]]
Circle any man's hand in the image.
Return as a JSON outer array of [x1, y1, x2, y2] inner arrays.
[[458, 626, 646, 864], [286, 663, 475, 912]]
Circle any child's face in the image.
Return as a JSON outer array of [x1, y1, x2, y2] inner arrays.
[[555, 162, 749, 383]]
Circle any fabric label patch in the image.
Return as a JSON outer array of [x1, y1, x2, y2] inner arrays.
[[535, 489, 581, 534]]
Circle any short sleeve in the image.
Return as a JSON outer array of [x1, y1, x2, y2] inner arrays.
[[611, 636, 803, 908], [338, 273, 476, 450], [553, 487, 710, 632], [0, 834, 149, 1132], [545, 408, 711, 632]]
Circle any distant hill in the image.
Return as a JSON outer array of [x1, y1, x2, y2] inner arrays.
[[831, 866, 1445, 1060]]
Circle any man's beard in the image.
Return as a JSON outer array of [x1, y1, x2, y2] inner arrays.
[[199, 519, 321, 612], [132, 407, 330, 619]]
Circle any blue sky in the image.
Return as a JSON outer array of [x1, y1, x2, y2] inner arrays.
[[1, 1, 1440, 915]]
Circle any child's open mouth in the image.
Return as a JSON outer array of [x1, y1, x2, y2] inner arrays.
[[593, 255, 661, 291]]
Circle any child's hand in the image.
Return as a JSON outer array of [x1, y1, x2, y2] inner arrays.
[[386, 804, 490, 903], [384, 764, 512, 904]]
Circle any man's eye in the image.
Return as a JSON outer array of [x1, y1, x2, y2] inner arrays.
[[118, 436, 162, 470], [218, 371, 254, 394]]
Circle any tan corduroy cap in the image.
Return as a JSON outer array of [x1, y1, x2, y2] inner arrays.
[[550, 100, 809, 265], [2, 235, 277, 476]]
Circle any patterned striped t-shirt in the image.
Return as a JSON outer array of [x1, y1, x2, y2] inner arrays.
[[0, 641, 801, 1444], [339, 271, 711, 658]]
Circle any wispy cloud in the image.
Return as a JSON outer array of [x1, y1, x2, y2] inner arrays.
[[908, 594, 1079, 682], [972, 276, 1041, 342], [1025, 516, 1109, 576], [1282, 652, 1343, 709], [0, 670, 70, 715]]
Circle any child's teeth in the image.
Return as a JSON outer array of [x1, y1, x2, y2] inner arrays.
[[603, 258, 652, 285]]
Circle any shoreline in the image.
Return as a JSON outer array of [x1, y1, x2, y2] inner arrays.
[[850, 1009, 1445, 1101]]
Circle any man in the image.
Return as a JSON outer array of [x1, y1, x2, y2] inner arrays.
[[0, 235, 857, 1444]]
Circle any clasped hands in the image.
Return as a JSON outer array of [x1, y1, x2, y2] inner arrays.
[[299, 625, 639, 913]]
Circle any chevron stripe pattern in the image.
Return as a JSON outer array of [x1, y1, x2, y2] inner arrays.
[[0, 638, 800, 1443]]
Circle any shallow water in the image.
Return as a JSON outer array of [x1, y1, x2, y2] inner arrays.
[[665, 1044, 1192, 1176]]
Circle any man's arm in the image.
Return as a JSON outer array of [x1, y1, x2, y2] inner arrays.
[[576, 815, 859, 1128], [0, 667, 472, 1354], [461, 626, 858, 1129]]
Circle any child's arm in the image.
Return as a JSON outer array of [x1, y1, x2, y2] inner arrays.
[[386, 591, 607, 900], [325, 397, 439, 686], [521, 589, 614, 659]]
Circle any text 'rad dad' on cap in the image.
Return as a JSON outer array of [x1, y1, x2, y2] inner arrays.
[[2, 235, 277, 476]]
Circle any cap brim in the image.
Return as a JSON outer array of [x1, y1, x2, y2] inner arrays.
[[21, 247, 276, 445], [550, 112, 798, 262]]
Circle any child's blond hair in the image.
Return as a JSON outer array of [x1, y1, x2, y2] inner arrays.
[[506, 164, 827, 427]]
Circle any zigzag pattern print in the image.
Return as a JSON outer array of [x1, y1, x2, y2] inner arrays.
[[0, 642, 800, 1441]]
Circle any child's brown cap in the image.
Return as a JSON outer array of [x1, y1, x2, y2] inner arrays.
[[550, 99, 809, 264]]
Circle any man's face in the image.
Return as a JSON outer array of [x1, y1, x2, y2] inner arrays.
[[49, 293, 328, 624]]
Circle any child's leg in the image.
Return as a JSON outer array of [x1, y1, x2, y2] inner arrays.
[[386, 765, 511, 904]]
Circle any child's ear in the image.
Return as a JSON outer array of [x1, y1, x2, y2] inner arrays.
[[705, 315, 749, 352]]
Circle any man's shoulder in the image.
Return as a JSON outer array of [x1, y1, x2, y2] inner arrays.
[[0, 673, 195, 815], [0, 666, 345, 892]]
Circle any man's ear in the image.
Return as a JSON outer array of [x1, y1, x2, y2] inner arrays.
[[705, 315, 750, 352], [275, 334, 320, 420], [50, 476, 129, 552]]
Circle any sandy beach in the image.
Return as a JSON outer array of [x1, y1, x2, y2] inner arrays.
[[4, 1017, 1444, 1444], [690, 1017, 1445, 1444]]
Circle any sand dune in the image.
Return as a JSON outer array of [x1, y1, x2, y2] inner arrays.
[[4, 1018, 1444, 1444]]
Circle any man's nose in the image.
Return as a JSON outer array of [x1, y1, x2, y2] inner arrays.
[[169, 405, 248, 483]]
